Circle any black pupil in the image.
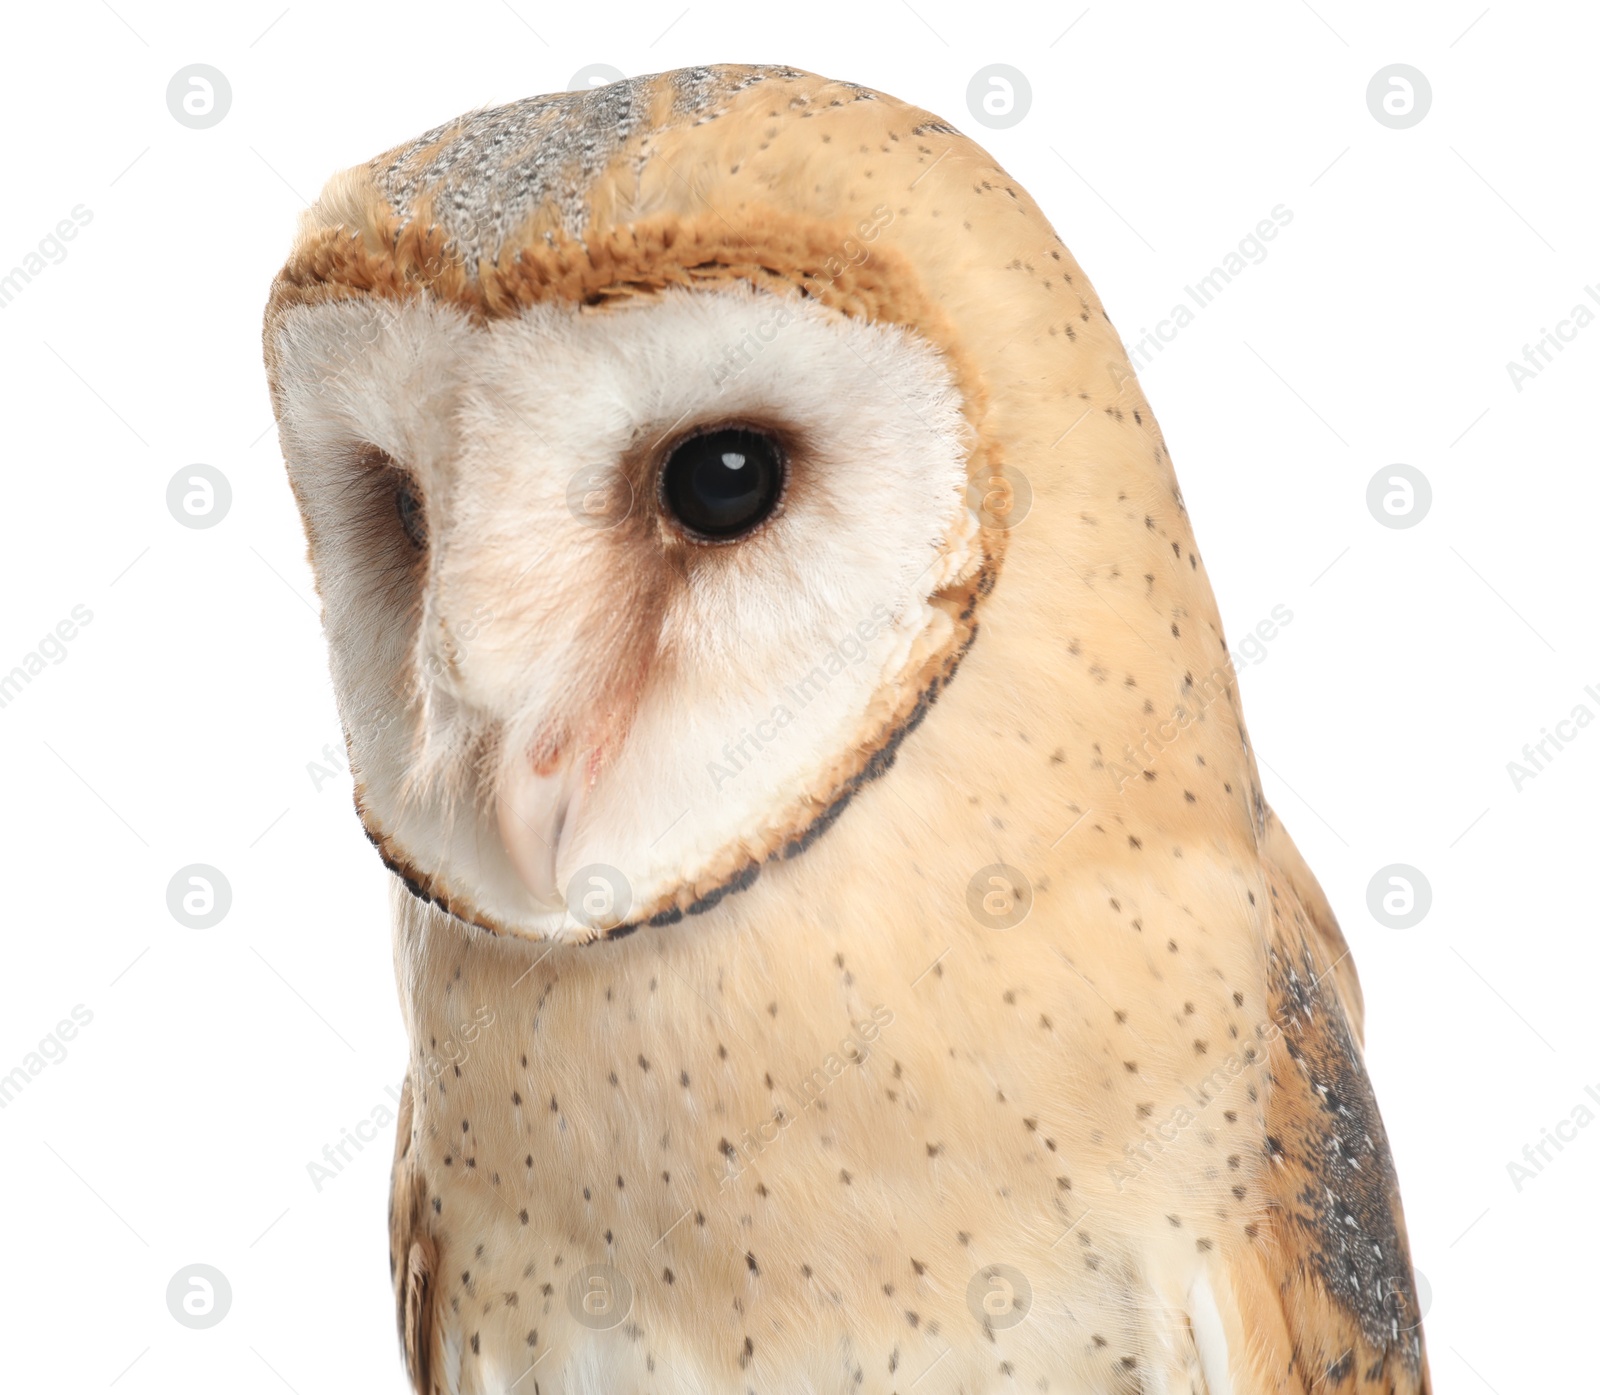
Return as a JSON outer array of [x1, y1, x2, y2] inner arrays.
[[661, 428, 782, 539]]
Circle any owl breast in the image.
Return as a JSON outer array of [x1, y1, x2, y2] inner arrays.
[[394, 862, 1263, 1395]]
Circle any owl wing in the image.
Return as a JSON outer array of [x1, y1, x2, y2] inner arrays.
[[1208, 813, 1431, 1394], [389, 1073, 437, 1395]]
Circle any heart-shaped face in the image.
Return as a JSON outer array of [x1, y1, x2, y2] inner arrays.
[[269, 282, 985, 940]]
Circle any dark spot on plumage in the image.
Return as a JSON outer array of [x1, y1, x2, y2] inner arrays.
[[1321, 1351, 1355, 1386]]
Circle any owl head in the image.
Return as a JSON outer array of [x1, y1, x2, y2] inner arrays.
[[265, 66, 1246, 943]]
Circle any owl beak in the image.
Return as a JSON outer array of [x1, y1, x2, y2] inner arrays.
[[495, 750, 591, 911]]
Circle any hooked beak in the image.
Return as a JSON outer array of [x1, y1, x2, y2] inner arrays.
[[495, 745, 594, 911]]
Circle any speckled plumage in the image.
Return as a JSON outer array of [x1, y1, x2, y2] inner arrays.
[[265, 65, 1429, 1395]]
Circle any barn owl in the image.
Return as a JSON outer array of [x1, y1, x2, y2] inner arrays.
[[264, 65, 1429, 1395]]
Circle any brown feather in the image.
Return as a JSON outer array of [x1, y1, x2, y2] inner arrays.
[[389, 1074, 436, 1393], [1225, 849, 1429, 1393]]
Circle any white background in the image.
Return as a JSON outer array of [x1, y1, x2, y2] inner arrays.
[[0, 2, 1592, 1390]]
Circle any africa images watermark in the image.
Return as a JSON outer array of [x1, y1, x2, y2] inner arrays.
[[305, 1083, 405, 1193], [1126, 206, 1294, 370], [1505, 1079, 1600, 1193], [1107, 605, 1294, 791], [1504, 281, 1600, 392], [1504, 681, 1600, 791], [706, 602, 895, 790], [707, 203, 894, 390], [715, 1006, 895, 1190], [0, 205, 94, 310], [343, 602, 497, 757], [306, 740, 350, 793], [0, 1005, 94, 1109], [1108, 1020, 1272, 1191], [304, 1005, 496, 1192], [0, 604, 95, 711]]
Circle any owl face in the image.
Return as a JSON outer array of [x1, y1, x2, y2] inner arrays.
[[271, 281, 983, 940]]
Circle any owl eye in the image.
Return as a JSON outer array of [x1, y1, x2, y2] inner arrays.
[[394, 474, 427, 551], [660, 427, 784, 540]]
